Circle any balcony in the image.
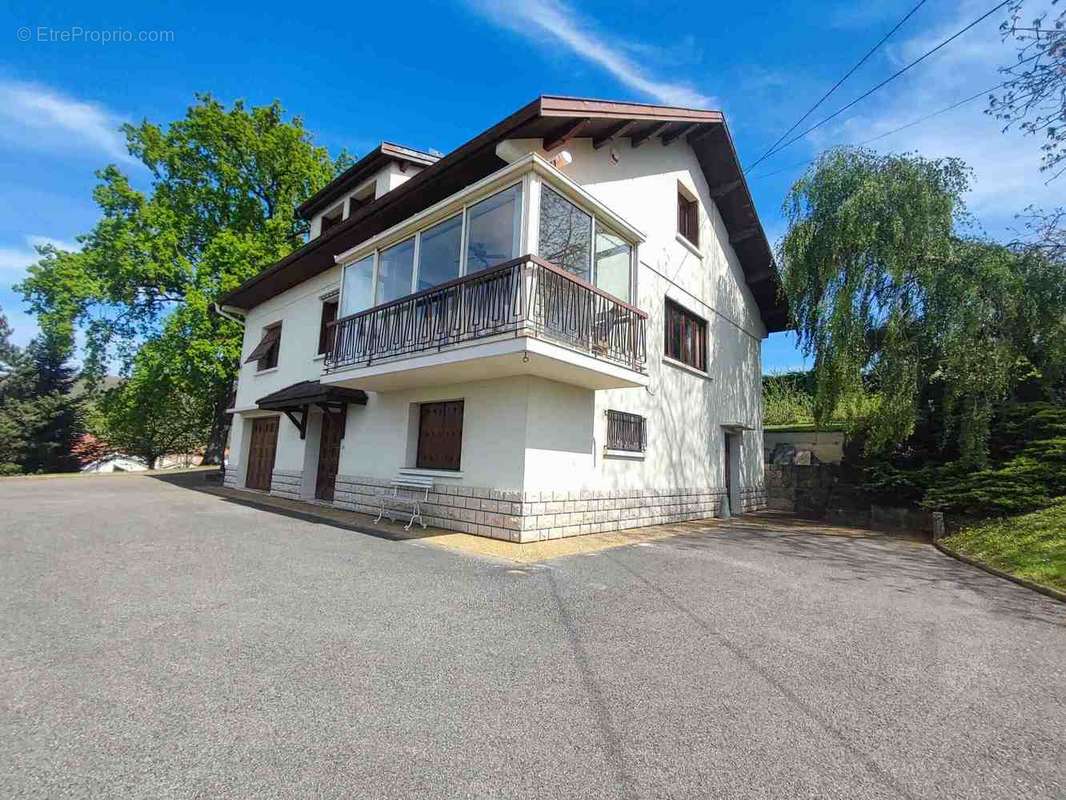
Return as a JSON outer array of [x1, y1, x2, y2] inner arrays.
[[322, 255, 647, 392]]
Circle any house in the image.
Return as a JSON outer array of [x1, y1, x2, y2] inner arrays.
[[217, 96, 789, 542], [81, 453, 149, 473]]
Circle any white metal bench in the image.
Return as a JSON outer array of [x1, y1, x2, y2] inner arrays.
[[375, 475, 433, 530]]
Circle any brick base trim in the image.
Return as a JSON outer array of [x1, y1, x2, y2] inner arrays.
[[269, 469, 302, 500], [331, 475, 767, 543], [223, 465, 240, 490]]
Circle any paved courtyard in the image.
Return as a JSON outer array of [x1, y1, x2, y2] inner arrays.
[[1, 473, 1064, 799]]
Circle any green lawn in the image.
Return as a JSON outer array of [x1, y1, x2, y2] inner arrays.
[[943, 498, 1066, 593]]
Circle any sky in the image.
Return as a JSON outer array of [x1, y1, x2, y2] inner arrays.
[[0, 0, 1058, 372]]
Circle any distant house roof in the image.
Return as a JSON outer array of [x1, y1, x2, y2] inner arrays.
[[297, 142, 439, 219], [221, 96, 788, 333]]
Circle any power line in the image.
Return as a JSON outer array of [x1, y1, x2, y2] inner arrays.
[[749, 0, 1011, 169], [746, 81, 1011, 182], [748, 0, 929, 172]]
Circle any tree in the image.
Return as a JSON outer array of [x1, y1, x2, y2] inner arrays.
[[0, 309, 15, 379], [0, 316, 83, 474], [94, 339, 211, 469], [18, 95, 351, 462], [0, 309, 24, 473], [990, 0, 1066, 179], [71, 433, 111, 468], [779, 148, 1066, 464]]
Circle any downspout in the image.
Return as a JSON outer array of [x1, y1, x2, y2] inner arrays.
[[212, 302, 247, 476]]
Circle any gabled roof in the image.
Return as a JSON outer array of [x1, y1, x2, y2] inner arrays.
[[221, 96, 788, 332], [297, 142, 439, 219]]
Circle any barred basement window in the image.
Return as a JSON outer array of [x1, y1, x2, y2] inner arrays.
[[606, 410, 646, 452]]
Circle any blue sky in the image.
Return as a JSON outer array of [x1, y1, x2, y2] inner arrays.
[[0, 0, 1057, 371]]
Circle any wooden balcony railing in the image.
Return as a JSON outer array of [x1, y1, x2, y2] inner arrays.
[[324, 255, 647, 374]]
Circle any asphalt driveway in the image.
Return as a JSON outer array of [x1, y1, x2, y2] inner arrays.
[[1, 473, 1063, 799]]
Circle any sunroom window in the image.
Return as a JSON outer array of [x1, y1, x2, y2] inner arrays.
[[594, 225, 631, 303], [340, 254, 374, 318], [417, 214, 462, 291], [539, 187, 592, 281], [465, 185, 521, 273], [375, 237, 416, 305]]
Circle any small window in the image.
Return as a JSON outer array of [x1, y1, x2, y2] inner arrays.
[[677, 187, 699, 248], [606, 410, 646, 452], [416, 400, 464, 471], [664, 300, 706, 371], [320, 204, 343, 235], [245, 322, 282, 371], [318, 298, 339, 355]]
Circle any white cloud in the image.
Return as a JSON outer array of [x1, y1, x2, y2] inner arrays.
[[0, 79, 133, 163], [777, 0, 1060, 236], [465, 0, 713, 107], [0, 235, 79, 273]]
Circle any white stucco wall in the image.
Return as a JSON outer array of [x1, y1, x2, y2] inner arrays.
[[228, 135, 768, 509]]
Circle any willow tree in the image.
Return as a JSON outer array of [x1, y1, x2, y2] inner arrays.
[[19, 95, 351, 461], [779, 148, 1066, 464]]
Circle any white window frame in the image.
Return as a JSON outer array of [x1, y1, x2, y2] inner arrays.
[[537, 181, 637, 303], [335, 154, 644, 318], [339, 182, 524, 316]]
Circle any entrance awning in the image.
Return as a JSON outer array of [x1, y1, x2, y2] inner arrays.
[[255, 380, 367, 439]]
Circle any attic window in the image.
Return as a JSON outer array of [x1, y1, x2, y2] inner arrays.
[[246, 322, 282, 371], [677, 185, 699, 249], [320, 204, 344, 235]]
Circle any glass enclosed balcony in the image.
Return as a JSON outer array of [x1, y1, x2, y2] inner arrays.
[[321, 154, 648, 392]]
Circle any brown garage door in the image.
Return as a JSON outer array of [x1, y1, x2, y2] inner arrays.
[[246, 416, 279, 490]]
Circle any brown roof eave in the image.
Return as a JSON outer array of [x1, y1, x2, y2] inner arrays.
[[220, 97, 544, 310], [221, 95, 791, 332]]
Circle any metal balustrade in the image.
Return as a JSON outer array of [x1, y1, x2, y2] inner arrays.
[[324, 255, 647, 374]]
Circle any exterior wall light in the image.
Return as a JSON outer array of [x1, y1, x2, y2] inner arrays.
[[550, 150, 573, 169]]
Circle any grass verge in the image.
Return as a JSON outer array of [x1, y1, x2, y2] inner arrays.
[[942, 498, 1066, 593]]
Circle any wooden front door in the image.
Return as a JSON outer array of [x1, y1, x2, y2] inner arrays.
[[315, 411, 344, 501], [246, 416, 279, 490]]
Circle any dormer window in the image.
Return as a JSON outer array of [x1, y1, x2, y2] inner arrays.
[[677, 184, 699, 249], [320, 204, 344, 235]]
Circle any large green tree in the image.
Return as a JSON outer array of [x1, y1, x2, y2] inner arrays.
[[19, 95, 351, 462], [94, 338, 211, 469], [779, 147, 1066, 464]]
